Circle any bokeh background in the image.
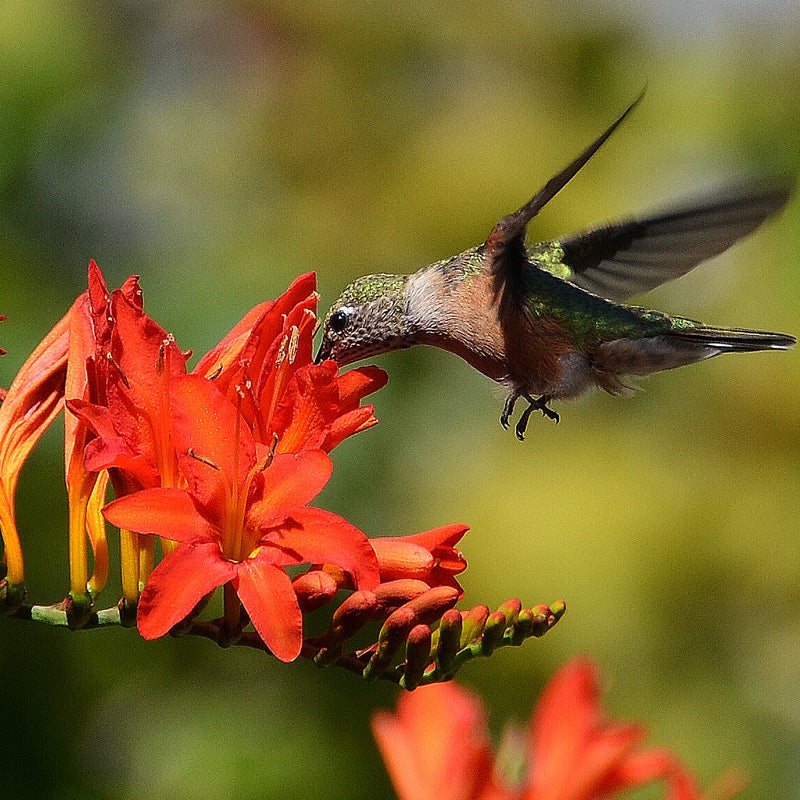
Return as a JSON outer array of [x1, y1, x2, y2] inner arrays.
[[1, 3, 798, 799]]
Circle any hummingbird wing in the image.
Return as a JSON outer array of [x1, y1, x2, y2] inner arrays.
[[484, 91, 644, 304], [539, 181, 792, 302]]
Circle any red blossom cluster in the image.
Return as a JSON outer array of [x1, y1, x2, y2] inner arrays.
[[373, 657, 744, 800], [0, 263, 478, 664]]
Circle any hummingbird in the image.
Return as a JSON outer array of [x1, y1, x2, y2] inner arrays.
[[316, 96, 795, 439]]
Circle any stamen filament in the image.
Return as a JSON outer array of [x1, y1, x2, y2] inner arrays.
[[119, 528, 140, 604]]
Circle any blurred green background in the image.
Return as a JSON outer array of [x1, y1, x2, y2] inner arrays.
[[1, 3, 798, 799]]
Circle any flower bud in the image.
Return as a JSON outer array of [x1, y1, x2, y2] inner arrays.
[[402, 624, 432, 690], [293, 569, 339, 613]]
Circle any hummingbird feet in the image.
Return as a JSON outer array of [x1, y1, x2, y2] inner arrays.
[[500, 393, 559, 440]]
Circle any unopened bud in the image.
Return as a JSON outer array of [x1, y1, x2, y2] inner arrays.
[[481, 610, 508, 655], [400, 586, 459, 626], [402, 624, 432, 690], [373, 579, 431, 613], [371, 539, 434, 582], [293, 570, 339, 613], [433, 608, 462, 674], [497, 598, 522, 626], [459, 605, 490, 648], [365, 607, 417, 680], [329, 590, 378, 641], [315, 590, 378, 666], [511, 607, 535, 645]]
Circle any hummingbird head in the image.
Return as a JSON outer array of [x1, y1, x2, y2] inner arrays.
[[315, 273, 411, 365]]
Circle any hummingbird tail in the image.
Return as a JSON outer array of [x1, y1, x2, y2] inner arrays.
[[593, 325, 794, 392], [670, 325, 796, 353]]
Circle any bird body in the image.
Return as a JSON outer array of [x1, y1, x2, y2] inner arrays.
[[317, 97, 795, 438]]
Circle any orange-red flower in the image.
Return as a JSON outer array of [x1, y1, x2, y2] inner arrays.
[[371, 524, 469, 596], [373, 677, 504, 800], [67, 263, 188, 493], [373, 658, 741, 800], [525, 658, 707, 800], [103, 373, 380, 661], [0, 300, 75, 588]]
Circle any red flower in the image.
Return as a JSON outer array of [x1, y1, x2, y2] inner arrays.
[[372, 658, 740, 800], [67, 263, 188, 492], [373, 680, 505, 800], [371, 524, 469, 596], [103, 373, 380, 661], [194, 272, 386, 453], [525, 658, 704, 800], [0, 299, 75, 587]]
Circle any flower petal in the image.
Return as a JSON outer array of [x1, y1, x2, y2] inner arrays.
[[247, 450, 332, 524], [234, 553, 303, 662], [262, 506, 380, 591], [0, 295, 79, 585], [169, 374, 256, 510], [137, 539, 235, 639], [105, 288, 188, 467], [103, 487, 217, 543], [334, 365, 388, 408], [193, 272, 316, 382], [0, 298, 75, 498], [529, 658, 644, 800], [372, 681, 498, 800], [400, 524, 470, 552], [69, 399, 160, 487]]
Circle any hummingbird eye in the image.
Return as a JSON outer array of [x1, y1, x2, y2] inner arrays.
[[329, 306, 354, 333]]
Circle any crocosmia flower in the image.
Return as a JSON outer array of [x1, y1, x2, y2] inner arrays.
[[371, 524, 469, 595], [0, 302, 74, 589], [103, 373, 380, 661]]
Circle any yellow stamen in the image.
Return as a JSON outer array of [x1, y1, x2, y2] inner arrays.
[[86, 469, 110, 596]]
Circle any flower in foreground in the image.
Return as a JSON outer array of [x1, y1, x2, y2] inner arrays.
[[2, 265, 518, 681], [372, 657, 743, 800], [103, 373, 380, 661]]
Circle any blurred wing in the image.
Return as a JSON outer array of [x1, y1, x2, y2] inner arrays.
[[543, 182, 792, 302], [484, 92, 644, 304]]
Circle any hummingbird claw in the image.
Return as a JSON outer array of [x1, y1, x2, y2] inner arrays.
[[500, 393, 519, 430], [515, 406, 533, 440], [506, 394, 559, 440], [539, 398, 560, 424]]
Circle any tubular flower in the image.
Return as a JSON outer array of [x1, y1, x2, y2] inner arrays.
[[371, 524, 469, 596], [0, 300, 76, 590], [103, 374, 380, 661], [67, 263, 189, 493], [524, 658, 711, 800], [373, 678, 505, 800], [373, 658, 742, 800], [65, 262, 189, 604]]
